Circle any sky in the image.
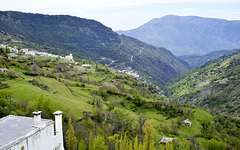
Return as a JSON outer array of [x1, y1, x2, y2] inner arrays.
[[0, 0, 240, 30]]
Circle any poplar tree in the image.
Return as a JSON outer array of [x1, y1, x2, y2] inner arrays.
[[134, 135, 138, 150], [96, 61, 98, 70], [143, 120, 155, 150], [129, 140, 133, 150], [78, 139, 86, 150], [66, 118, 77, 150], [89, 132, 94, 150]]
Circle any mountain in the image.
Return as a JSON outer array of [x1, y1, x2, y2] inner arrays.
[[117, 15, 240, 56], [0, 11, 190, 86], [178, 49, 239, 68], [165, 50, 240, 116]]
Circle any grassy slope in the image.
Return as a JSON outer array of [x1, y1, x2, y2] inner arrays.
[[2, 55, 238, 149], [7, 76, 93, 118]]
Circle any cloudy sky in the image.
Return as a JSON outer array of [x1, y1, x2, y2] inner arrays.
[[1, 0, 240, 30]]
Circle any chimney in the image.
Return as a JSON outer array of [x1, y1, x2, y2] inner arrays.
[[33, 111, 42, 125], [54, 111, 63, 134], [54, 111, 64, 150]]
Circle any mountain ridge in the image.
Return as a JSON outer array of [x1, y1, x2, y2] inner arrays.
[[117, 15, 240, 56], [0, 11, 190, 86]]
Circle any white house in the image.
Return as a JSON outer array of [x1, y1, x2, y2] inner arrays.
[[184, 119, 192, 127], [0, 68, 8, 73], [0, 111, 64, 150], [64, 54, 74, 61], [82, 64, 91, 67], [160, 137, 174, 144]]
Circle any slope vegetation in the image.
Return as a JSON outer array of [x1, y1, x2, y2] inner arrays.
[[0, 47, 240, 150], [165, 50, 240, 116]]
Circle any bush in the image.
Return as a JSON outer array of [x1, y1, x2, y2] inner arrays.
[[134, 95, 142, 106], [205, 139, 225, 150]]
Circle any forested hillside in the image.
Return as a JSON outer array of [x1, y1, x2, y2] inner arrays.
[[0, 46, 240, 150], [0, 11, 190, 86], [165, 50, 240, 117]]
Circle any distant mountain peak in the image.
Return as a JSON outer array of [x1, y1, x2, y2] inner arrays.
[[117, 15, 240, 56]]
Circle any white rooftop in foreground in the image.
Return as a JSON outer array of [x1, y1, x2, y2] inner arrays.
[[0, 115, 53, 148], [0, 111, 64, 150]]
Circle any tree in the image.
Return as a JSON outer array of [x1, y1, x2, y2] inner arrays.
[[94, 134, 108, 150], [206, 139, 225, 150], [89, 132, 94, 150], [88, 58, 92, 64], [95, 61, 98, 70], [104, 64, 109, 73], [82, 59, 86, 64], [78, 139, 86, 150], [143, 120, 155, 150], [7, 69, 18, 79], [134, 135, 138, 150], [134, 95, 142, 106], [0, 89, 13, 107], [66, 118, 77, 150], [31, 64, 39, 74], [165, 142, 174, 150], [34, 95, 53, 118]]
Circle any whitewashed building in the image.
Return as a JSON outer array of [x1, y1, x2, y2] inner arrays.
[[0, 111, 64, 150], [184, 119, 192, 127], [160, 137, 174, 144], [0, 68, 8, 73]]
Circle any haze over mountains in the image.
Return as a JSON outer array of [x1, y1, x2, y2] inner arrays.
[[117, 15, 240, 56], [0, 11, 189, 86]]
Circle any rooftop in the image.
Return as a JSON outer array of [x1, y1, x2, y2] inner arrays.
[[0, 115, 53, 149]]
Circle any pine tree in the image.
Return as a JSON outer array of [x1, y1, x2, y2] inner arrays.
[[66, 118, 77, 150]]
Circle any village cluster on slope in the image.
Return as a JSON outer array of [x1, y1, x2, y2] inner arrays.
[[0, 44, 74, 61]]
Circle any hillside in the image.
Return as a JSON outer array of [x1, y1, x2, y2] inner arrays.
[[0, 11, 190, 86], [178, 49, 239, 68], [165, 50, 240, 117], [1, 46, 240, 150], [117, 15, 240, 56]]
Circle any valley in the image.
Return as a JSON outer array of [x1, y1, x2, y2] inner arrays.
[[0, 10, 240, 150], [165, 50, 240, 117], [0, 11, 190, 87], [0, 44, 240, 149]]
